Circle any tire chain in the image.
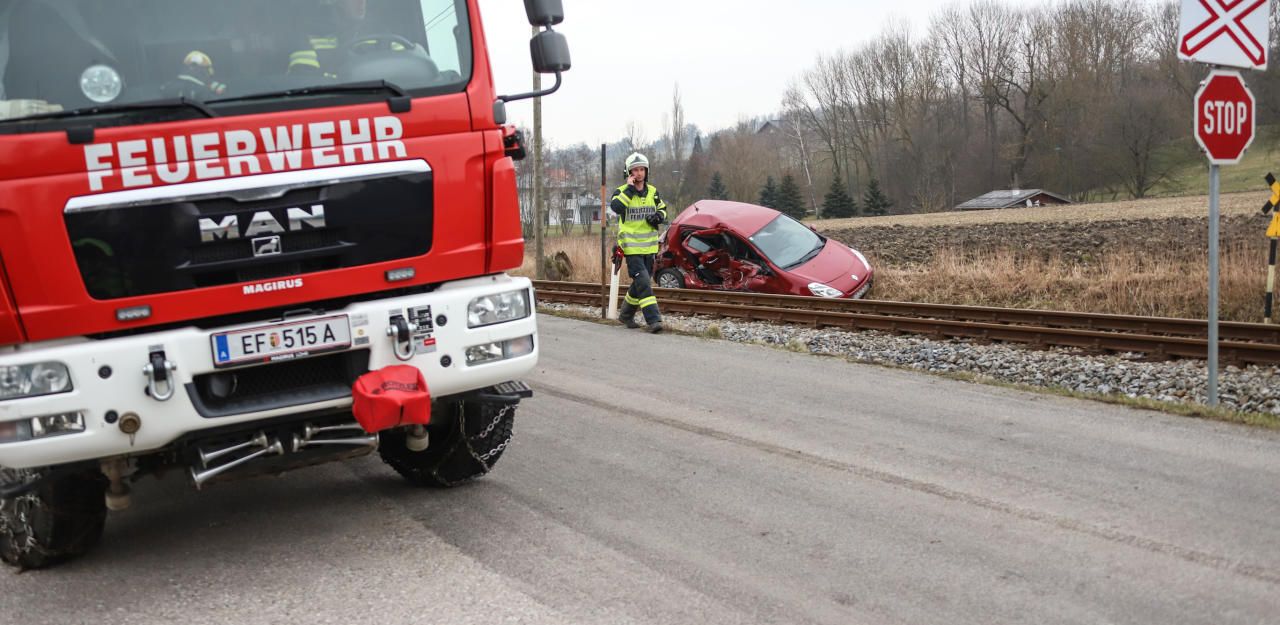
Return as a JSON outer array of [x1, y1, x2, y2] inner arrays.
[[426, 403, 515, 487], [0, 469, 46, 557]]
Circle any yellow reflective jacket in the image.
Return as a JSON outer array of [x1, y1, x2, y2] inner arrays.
[[610, 183, 667, 255]]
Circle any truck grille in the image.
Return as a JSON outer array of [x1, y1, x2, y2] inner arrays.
[[65, 168, 433, 299], [185, 350, 369, 418]]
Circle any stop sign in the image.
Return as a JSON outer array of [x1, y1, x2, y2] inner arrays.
[[1195, 69, 1256, 165]]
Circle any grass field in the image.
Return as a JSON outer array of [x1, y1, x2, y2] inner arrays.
[[518, 191, 1280, 323], [1143, 125, 1280, 198]]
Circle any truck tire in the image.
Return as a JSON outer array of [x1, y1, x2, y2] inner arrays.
[[378, 399, 516, 488], [0, 469, 107, 570]]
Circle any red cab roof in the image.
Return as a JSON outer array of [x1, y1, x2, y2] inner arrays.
[[672, 200, 782, 236]]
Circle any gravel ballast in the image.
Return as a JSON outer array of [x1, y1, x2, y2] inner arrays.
[[539, 303, 1280, 418]]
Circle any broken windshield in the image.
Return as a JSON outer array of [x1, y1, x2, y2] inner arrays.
[[749, 214, 825, 269], [0, 0, 470, 126]]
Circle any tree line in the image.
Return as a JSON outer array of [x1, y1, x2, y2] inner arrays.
[[519, 0, 1280, 225]]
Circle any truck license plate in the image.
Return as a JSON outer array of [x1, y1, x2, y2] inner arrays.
[[211, 315, 351, 368]]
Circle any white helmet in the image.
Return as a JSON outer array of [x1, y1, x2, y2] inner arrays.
[[624, 152, 649, 175]]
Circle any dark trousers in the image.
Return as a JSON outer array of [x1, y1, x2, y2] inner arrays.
[[623, 253, 661, 324]]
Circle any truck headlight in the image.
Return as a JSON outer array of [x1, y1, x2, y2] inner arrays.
[[807, 282, 842, 298], [465, 335, 535, 366], [468, 289, 531, 328], [0, 412, 85, 444], [0, 362, 73, 401]]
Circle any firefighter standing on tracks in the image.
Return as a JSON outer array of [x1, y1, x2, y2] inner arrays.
[[611, 152, 667, 333]]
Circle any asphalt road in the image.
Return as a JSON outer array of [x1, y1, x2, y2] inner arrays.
[[4, 314, 1280, 625]]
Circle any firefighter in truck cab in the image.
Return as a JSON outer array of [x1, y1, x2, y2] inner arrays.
[[288, 0, 408, 79], [611, 152, 667, 333]]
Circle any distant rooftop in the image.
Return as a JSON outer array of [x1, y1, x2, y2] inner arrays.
[[956, 189, 1071, 210]]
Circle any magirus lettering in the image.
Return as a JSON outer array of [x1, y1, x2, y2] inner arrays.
[[242, 278, 305, 295], [199, 204, 326, 243]]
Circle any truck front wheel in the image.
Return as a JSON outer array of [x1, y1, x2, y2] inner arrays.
[[0, 469, 108, 570], [378, 398, 516, 488]]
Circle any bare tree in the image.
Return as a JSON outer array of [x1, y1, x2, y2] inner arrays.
[[663, 84, 688, 194]]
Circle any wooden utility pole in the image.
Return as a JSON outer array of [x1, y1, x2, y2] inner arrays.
[[532, 26, 545, 279]]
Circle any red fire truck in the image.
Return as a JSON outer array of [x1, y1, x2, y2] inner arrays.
[[0, 0, 569, 569]]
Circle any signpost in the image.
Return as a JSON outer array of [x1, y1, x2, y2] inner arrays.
[[1191, 70, 1255, 406], [1180, 0, 1267, 406]]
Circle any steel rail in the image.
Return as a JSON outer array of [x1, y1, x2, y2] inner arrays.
[[532, 283, 1280, 365], [532, 280, 1280, 344]]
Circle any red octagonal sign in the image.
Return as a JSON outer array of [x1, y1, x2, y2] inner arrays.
[[1195, 69, 1256, 165]]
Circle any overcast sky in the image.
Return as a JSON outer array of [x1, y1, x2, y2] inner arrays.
[[477, 0, 1046, 148]]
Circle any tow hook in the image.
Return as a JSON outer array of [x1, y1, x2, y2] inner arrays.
[[386, 314, 418, 361], [143, 348, 177, 401]]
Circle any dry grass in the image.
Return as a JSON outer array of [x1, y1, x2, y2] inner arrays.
[[516, 193, 1280, 322], [870, 241, 1270, 321], [513, 234, 610, 283], [816, 191, 1266, 230]]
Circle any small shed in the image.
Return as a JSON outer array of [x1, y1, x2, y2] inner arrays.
[[955, 189, 1072, 211]]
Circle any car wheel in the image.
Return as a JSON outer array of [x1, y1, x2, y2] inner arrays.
[[655, 268, 685, 289], [378, 398, 516, 488]]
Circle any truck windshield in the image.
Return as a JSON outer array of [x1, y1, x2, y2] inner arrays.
[[748, 215, 825, 269], [0, 0, 470, 124]]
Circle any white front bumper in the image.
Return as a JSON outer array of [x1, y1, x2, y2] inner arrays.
[[0, 274, 538, 470]]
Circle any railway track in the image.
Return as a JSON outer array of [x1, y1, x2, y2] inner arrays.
[[531, 280, 1280, 366]]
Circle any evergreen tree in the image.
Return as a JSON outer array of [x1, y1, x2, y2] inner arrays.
[[758, 176, 778, 208], [708, 172, 729, 200], [863, 178, 894, 215], [822, 177, 857, 218], [775, 174, 805, 220]]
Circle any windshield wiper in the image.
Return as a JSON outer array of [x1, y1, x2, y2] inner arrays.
[[0, 97, 217, 125], [208, 80, 409, 108], [785, 241, 826, 270]]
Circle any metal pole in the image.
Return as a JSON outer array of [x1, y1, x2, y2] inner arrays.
[[600, 144, 608, 317], [1266, 238, 1277, 324], [1208, 163, 1221, 406], [532, 26, 544, 280]]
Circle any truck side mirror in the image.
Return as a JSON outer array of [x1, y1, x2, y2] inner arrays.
[[530, 30, 571, 74], [498, 3, 570, 103], [523, 0, 564, 27]]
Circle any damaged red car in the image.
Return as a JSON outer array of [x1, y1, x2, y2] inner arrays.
[[653, 200, 873, 299]]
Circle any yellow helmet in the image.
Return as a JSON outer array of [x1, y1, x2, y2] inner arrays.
[[183, 50, 215, 73]]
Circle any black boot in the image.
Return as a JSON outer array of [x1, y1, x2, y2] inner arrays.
[[618, 303, 640, 329]]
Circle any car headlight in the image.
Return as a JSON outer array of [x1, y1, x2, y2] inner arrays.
[[0, 362, 73, 401], [807, 282, 842, 298], [467, 289, 531, 328], [849, 247, 870, 271]]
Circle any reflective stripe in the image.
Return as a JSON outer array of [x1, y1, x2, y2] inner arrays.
[[310, 36, 339, 50], [618, 231, 656, 240], [289, 50, 320, 70], [615, 182, 663, 255], [637, 296, 658, 309], [625, 294, 641, 305]]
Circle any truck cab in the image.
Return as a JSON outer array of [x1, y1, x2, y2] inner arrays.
[[0, 0, 568, 569]]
